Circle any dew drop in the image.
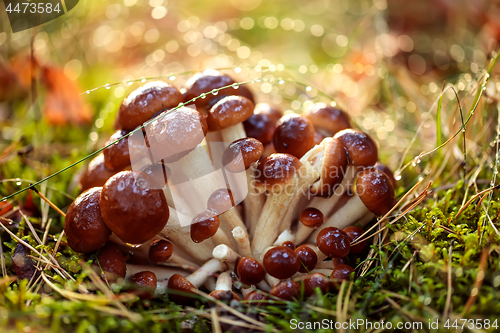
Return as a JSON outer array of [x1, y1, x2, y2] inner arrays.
[[211, 89, 219, 96], [169, 76, 176, 81], [105, 84, 111, 89], [395, 174, 402, 181], [201, 93, 207, 99], [255, 78, 261, 82], [306, 86, 312, 92], [141, 78, 146, 83], [232, 83, 239, 90], [86, 90, 90, 94], [15, 178, 22, 186], [128, 81, 133, 85], [234, 67, 241, 73], [278, 80, 285, 85]]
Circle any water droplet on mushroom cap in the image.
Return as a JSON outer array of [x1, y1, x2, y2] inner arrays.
[[100, 171, 169, 245], [64, 187, 111, 253], [118, 81, 183, 130]]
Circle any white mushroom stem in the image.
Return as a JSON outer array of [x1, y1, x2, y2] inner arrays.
[[257, 280, 271, 292], [187, 258, 227, 288], [309, 194, 369, 242], [293, 166, 359, 244], [307, 244, 328, 262], [311, 269, 333, 276], [241, 287, 255, 297], [160, 207, 214, 263], [204, 276, 217, 291], [251, 144, 324, 255], [211, 227, 234, 248], [219, 208, 247, 240], [232, 227, 252, 257], [213, 244, 240, 263], [354, 211, 375, 228], [220, 123, 247, 145], [273, 230, 296, 246], [215, 271, 233, 291], [125, 263, 185, 281], [245, 166, 265, 237], [265, 274, 280, 288]]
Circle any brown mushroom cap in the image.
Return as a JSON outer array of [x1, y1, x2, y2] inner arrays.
[[12, 243, 37, 280], [79, 154, 119, 192], [243, 103, 282, 144], [255, 153, 302, 190], [343, 226, 367, 254], [145, 107, 208, 163], [167, 273, 197, 304], [148, 239, 174, 263], [313, 131, 326, 145], [222, 138, 264, 173], [270, 280, 301, 301], [207, 188, 235, 216], [334, 129, 378, 167], [330, 264, 355, 289], [303, 273, 331, 297], [130, 271, 157, 300], [100, 171, 169, 244], [263, 246, 301, 279], [243, 290, 268, 305], [118, 81, 183, 130], [64, 187, 111, 253], [281, 241, 296, 250], [309, 138, 348, 197], [299, 207, 324, 229], [316, 227, 351, 258], [206, 96, 254, 131], [95, 242, 127, 281], [184, 70, 254, 109], [331, 257, 350, 269], [273, 114, 315, 158], [136, 163, 170, 189], [303, 103, 351, 136], [236, 257, 266, 286], [295, 245, 318, 273], [374, 162, 397, 189], [356, 168, 395, 216], [209, 290, 240, 301], [190, 211, 220, 243], [103, 130, 132, 171]]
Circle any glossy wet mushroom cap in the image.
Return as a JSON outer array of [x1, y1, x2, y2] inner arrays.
[[330, 264, 355, 289], [316, 227, 351, 258], [148, 240, 174, 263], [145, 106, 208, 163], [255, 153, 302, 190], [222, 138, 264, 173], [79, 154, 119, 192], [374, 162, 397, 189], [303, 103, 351, 136], [343, 226, 367, 254], [184, 70, 254, 109], [331, 257, 350, 269], [130, 271, 157, 300], [207, 188, 235, 216], [102, 130, 132, 171], [135, 162, 170, 190], [64, 187, 111, 253], [100, 171, 169, 244], [309, 138, 348, 197], [300, 207, 324, 229], [356, 168, 395, 216], [12, 243, 37, 280], [95, 242, 127, 281], [303, 273, 331, 297], [334, 129, 378, 167], [118, 81, 183, 130], [273, 114, 315, 158], [295, 245, 318, 273], [243, 103, 282, 144], [206, 96, 254, 131], [167, 273, 197, 304], [281, 241, 296, 250], [243, 290, 268, 305], [190, 211, 221, 243], [262, 246, 301, 279], [236, 257, 266, 286], [270, 280, 301, 301]]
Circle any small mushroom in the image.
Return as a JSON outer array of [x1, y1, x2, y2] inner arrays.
[[273, 114, 315, 158], [243, 290, 268, 305], [94, 242, 127, 281], [299, 207, 324, 229], [167, 258, 226, 304], [129, 271, 157, 300], [343, 226, 367, 254], [100, 171, 169, 244], [148, 239, 174, 263], [311, 167, 395, 240], [243, 103, 282, 144], [208, 271, 240, 301], [316, 227, 350, 258], [303, 272, 331, 297], [118, 81, 183, 130], [190, 211, 231, 246], [270, 280, 301, 301], [295, 245, 318, 273], [330, 264, 355, 289], [262, 246, 301, 279], [102, 130, 132, 171], [331, 257, 350, 269], [236, 257, 266, 286], [64, 187, 111, 253], [207, 95, 254, 144], [281, 241, 296, 250], [303, 103, 351, 136], [79, 154, 119, 192]]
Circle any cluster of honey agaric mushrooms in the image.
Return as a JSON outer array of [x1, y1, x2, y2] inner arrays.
[[66, 69, 396, 303]]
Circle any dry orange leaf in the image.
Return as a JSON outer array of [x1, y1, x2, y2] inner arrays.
[[42, 65, 92, 125], [0, 55, 37, 102]]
